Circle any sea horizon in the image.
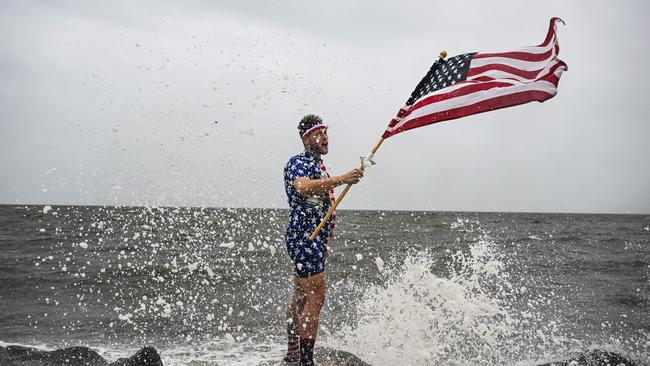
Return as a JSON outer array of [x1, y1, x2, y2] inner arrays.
[[2, 203, 648, 217]]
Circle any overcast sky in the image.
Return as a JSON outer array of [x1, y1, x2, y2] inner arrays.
[[1, 0, 649, 213]]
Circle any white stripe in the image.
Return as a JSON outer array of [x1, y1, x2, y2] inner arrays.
[[469, 55, 555, 71], [386, 80, 558, 132], [467, 69, 540, 83]]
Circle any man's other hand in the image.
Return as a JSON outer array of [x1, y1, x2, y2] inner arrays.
[[340, 168, 364, 185]]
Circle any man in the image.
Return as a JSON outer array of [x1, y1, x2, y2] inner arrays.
[[283, 114, 363, 366]]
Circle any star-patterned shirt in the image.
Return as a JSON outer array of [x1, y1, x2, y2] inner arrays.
[[283, 151, 333, 244]]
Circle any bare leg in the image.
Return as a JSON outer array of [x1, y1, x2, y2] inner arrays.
[[296, 272, 326, 365], [285, 277, 306, 362]]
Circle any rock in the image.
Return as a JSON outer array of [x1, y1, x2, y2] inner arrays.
[[258, 347, 372, 366], [0, 346, 163, 366], [315, 348, 372, 366], [258, 347, 643, 366], [0, 346, 16, 366], [2, 345, 107, 366], [108, 347, 163, 366], [536, 349, 639, 366]]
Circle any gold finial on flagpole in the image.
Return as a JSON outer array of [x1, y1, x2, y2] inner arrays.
[[438, 50, 448, 60]]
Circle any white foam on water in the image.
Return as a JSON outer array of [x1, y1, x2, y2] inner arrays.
[[0, 340, 54, 351], [93, 341, 282, 366], [161, 340, 284, 366]]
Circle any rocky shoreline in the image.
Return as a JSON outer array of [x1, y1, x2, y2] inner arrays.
[[0, 345, 643, 366], [0, 345, 162, 366]]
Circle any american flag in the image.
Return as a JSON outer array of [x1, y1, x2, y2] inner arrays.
[[382, 17, 568, 139]]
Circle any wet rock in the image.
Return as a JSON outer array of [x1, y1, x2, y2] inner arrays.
[[2, 345, 107, 366], [107, 347, 163, 366], [315, 348, 372, 366], [536, 349, 639, 366], [0, 346, 163, 366], [258, 347, 372, 366], [0, 346, 15, 366]]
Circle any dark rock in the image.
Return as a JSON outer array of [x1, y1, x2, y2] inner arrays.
[[2, 345, 107, 366], [107, 347, 162, 366], [536, 349, 640, 366], [51, 347, 107, 366], [257, 347, 372, 366], [0, 346, 16, 366], [315, 347, 372, 366], [0, 345, 162, 366]]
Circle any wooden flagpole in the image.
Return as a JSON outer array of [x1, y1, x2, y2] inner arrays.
[[308, 50, 448, 241]]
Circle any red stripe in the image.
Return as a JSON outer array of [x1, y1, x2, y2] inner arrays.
[[473, 48, 553, 62], [469, 76, 496, 82], [382, 90, 555, 138], [468, 63, 543, 80]]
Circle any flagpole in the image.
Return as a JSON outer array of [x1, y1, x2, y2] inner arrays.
[[308, 49, 449, 241]]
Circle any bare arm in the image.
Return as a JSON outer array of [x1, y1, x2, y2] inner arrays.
[[293, 168, 364, 197]]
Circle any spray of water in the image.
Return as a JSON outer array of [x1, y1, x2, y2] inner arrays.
[[331, 218, 576, 366]]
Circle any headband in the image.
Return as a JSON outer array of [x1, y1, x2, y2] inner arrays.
[[300, 123, 328, 138]]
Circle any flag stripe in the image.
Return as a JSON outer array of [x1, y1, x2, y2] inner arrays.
[[473, 45, 555, 61], [469, 56, 555, 71], [468, 63, 544, 79], [467, 70, 539, 83]]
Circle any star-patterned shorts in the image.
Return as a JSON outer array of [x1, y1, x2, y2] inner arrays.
[[285, 228, 326, 278]]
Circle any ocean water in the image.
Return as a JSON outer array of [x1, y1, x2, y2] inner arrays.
[[0, 205, 648, 365]]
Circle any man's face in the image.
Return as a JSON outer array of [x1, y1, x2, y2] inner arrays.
[[303, 127, 329, 155]]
